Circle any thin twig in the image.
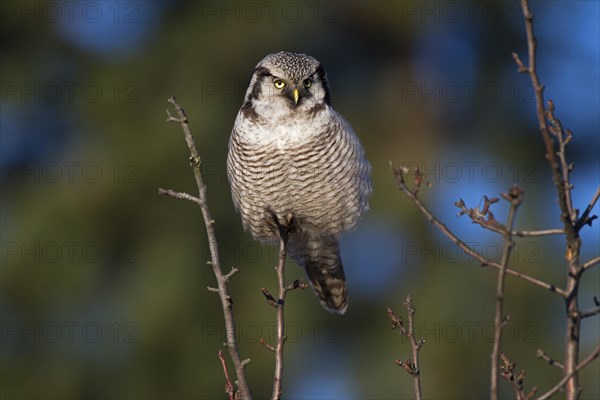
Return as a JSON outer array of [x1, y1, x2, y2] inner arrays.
[[223, 267, 239, 282], [491, 186, 524, 400], [512, 5, 566, 227], [578, 306, 600, 319], [512, 228, 564, 237], [513, 0, 579, 238], [405, 296, 424, 400], [455, 196, 505, 233], [536, 349, 564, 370], [576, 186, 600, 230], [259, 221, 306, 399], [261, 287, 279, 309], [388, 296, 425, 400], [391, 164, 567, 298], [499, 352, 538, 400], [537, 345, 600, 400], [158, 188, 201, 205], [546, 100, 576, 222], [260, 338, 276, 352], [271, 231, 289, 400], [454, 196, 561, 238], [162, 96, 251, 399], [513, 1, 590, 397], [218, 350, 236, 400], [582, 256, 600, 272]]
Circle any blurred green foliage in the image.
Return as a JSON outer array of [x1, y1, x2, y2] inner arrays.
[[1, 1, 598, 399]]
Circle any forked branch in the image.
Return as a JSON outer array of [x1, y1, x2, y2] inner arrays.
[[512, 0, 598, 397], [537, 345, 600, 400], [259, 221, 308, 400], [159, 96, 252, 399], [499, 352, 537, 400], [391, 164, 566, 298], [271, 233, 288, 400], [388, 295, 425, 400], [490, 186, 524, 400]]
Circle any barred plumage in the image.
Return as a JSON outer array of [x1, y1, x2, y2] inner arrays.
[[227, 52, 371, 314]]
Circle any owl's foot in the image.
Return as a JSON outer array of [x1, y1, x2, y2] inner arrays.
[[265, 210, 295, 242]]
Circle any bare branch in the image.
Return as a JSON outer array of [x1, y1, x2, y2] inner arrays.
[[536, 349, 564, 370], [218, 350, 236, 400], [511, 52, 528, 73], [513, 2, 571, 232], [405, 296, 424, 400], [388, 295, 425, 400], [582, 256, 600, 272], [158, 188, 201, 205], [455, 196, 505, 233], [499, 352, 538, 400], [513, 0, 580, 241], [391, 164, 567, 298], [271, 232, 289, 400], [513, 1, 593, 396], [223, 267, 239, 282], [161, 97, 251, 399], [491, 185, 524, 400], [261, 287, 279, 309], [578, 306, 600, 320], [546, 100, 576, 222], [576, 186, 600, 230], [258, 218, 297, 400], [259, 338, 276, 353], [512, 229, 563, 237], [537, 345, 600, 400], [455, 196, 563, 238]]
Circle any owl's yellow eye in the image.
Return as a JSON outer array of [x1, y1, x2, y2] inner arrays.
[[274, 80, 285, 89], [303, 79, 312, 88]]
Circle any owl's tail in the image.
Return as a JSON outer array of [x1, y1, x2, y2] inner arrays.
[[287, 234, 348, 314]]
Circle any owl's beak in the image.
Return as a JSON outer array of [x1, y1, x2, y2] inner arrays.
[[293, 88, 300, 104]]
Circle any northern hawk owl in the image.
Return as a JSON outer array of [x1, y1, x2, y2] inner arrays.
[[227, 51, 371, 314]]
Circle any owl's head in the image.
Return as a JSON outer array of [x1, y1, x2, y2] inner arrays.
[[241, 51, 331, 119]]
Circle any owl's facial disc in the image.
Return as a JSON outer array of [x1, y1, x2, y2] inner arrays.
[[270, 76, 318, 109], [241, 52, 331, 120]]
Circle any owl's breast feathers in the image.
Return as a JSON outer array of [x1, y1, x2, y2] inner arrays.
[[227, 107, 371, 242]]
